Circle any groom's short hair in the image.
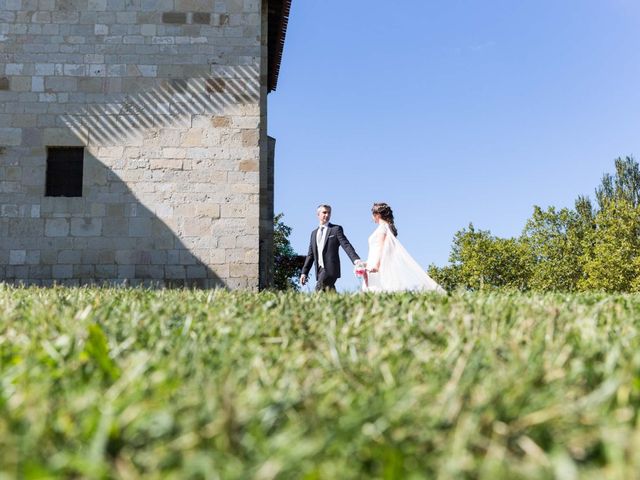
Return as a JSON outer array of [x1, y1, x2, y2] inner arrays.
[[317, 204, 332, 212]]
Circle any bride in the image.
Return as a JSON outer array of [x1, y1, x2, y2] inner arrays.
[[360, 202, 445, 293]]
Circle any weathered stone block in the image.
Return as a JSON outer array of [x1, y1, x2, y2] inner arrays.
[[162, 12, 187, 24], [115, 250, 133, 264], [43, 128, 88, 145], [9, 250, 26, 265], [30, 265, 52, 279], [116, 12, 138, 24], [217, 235, 236, 248], [132, 250, 152, 264], [71, 218, 102, 236], [0, 128, 22, 146], [52, 265, 73, 279], [165, 265, 186, 279], [210, 248, 225, 264], [187, 265, 206, 278], [236, 234, 257, 248], [183, 218, 211, 237], [117, 265, 135, 279], [179, 249, 197, 265], [167, 250, 180, 264], [74, 264, 95, 278], [244, 248, 258, 263], [26, 250, 40, 265], [135, 264, 164, 278], [105, 203, 125, 217], [211, 115, 230, 127], [103, 217, 128, 236], [1, 205, 19, 217], [87, 0, 106, 9], [9, 218, 44, 236], [96, 264, 117, 278], [58, 250, 82, 263], [78, 78, 104, 93], [221, 204, 247, 218], [173, 205, 196, 219], [229, 263, 252, 278], [239, 159, 258, 172], [226, 277, 248, 289], [5, 63, 23, 75], [192, 12, 211, 24], [97, 250, 115, 263], [129, 217, 152, 237], [40, 249, 58, 264], [195, 203, 220, 218]]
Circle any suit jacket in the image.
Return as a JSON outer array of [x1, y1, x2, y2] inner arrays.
[[301, 223, 360, 279]]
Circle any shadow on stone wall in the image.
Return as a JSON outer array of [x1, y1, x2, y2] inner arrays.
[[2, 67, 264, 289], [2, 147, 224, 288], [61, 68, 259, 147]]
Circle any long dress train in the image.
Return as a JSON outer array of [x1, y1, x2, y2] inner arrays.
[[363, 222, 445, 293]]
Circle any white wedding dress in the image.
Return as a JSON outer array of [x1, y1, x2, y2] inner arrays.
[[363, 222, 446, 293]]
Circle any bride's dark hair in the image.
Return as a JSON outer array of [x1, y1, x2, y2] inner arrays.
[[372, 202, 398, 237]]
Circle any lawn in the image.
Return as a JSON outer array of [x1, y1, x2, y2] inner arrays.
[[1, 286, 639, 479]]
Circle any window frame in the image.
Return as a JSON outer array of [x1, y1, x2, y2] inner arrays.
[[45, 146, 85, 197]]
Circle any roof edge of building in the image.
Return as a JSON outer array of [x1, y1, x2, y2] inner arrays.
[[268, 0, 292, 93]]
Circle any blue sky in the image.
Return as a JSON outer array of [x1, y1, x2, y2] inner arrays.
[[269, 0, 640, 291]]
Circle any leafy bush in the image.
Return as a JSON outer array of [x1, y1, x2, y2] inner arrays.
[[273, 213, 304, 291]]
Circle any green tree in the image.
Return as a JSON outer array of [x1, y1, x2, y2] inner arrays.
[[427, 263, 461, 292], [575, 194, 595, 225], [521, 206, 585, 291], [273, 213, 304, 291], [595, 156, 640, 209], [430, 156, 640, 292], [437, 224, 531, 290], [579, 200, 640, 292], [577, 156, 640, 292]]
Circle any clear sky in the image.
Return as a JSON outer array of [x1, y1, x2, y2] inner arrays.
[[269, 0, 640, 292]]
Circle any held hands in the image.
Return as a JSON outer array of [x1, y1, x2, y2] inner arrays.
[[355, 259, 379, 273], [354, 260, 368, 288], [354, 260, 367, 277]]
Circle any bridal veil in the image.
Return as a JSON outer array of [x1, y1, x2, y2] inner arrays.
[[365, 224, 445, 293]]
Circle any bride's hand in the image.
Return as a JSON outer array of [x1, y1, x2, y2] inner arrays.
[[368, 267, 378, 273]]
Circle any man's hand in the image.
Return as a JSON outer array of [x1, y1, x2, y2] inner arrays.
[[300, 274, 308, 286]]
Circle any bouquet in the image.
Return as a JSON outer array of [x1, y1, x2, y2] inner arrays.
[[354, 260, 368, 287]]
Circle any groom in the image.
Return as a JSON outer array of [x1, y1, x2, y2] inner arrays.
[[300, 204, 361, 291]]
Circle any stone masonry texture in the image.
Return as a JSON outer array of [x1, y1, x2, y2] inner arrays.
[[0, 0, 274, 290]]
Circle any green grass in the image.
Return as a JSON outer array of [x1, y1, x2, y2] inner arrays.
[[1, 286, 640, 479]]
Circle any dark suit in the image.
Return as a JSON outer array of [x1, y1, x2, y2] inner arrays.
[[301, 223, 360, 291]]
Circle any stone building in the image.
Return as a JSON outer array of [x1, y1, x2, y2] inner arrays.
[[0, 0, 291, 289]]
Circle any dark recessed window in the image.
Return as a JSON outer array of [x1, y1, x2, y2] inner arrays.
[[45, 147, 84, 197]]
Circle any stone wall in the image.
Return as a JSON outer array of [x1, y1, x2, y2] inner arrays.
[[0, 0, 269, 289]]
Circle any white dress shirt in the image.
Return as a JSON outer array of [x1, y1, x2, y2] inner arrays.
[[316, 224, 328, 268]]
